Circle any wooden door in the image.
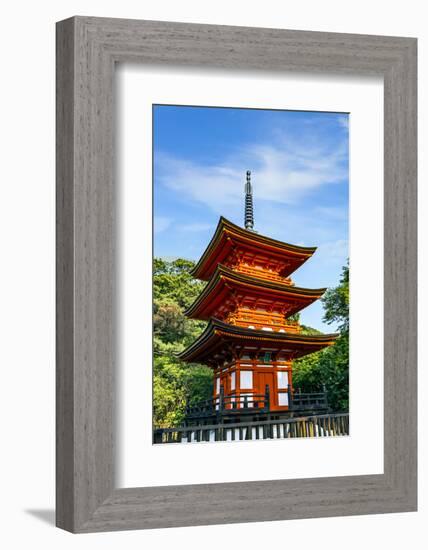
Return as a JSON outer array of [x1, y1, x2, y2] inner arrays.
[[219, 372, 229, 408], [257, 371, 274, 410]]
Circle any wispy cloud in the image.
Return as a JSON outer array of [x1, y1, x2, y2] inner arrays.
[[179, 222, 212, 233], [317, 239, 349, 262], [154, 216, 172, 234], [292, 239, 348, 290], [155, 133, 347, 214], [314, 205, 348, 221], [337, 115, 349, 130]]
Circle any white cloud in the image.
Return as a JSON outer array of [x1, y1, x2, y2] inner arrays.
[[291, 239, 348, 291], [316, 239, 349, 263], [154, 216, 172, 234], [155, 135, 348, 214], [179, 222, 212, 232], [314, 205, 348, 221], [337, 115, 349, 130], [155, 154, 241, 213]]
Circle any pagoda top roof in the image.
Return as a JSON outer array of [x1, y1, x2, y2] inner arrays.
[[178, 318, 338, 364], [191, 217, 317, 281], [185, 264, 326, 320]]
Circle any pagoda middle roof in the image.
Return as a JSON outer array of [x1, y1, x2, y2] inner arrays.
[[185, 264, 326, 320], [178, 318, 339, 364], [191, 217, 317, 281]]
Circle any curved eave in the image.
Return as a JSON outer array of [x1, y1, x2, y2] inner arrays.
[[185, 264, 326, 319], [191, 217, 317, 281], [177, 319, 339, 363]]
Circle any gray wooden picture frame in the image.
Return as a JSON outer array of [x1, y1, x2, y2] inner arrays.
[[56, 16, 417, 533]]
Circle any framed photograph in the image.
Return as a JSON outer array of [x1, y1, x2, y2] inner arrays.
[[150, 105, 349, 445], [56, 16, 417, 532]]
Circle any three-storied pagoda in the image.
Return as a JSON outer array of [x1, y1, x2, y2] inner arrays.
[[178, 171, 338, 423]]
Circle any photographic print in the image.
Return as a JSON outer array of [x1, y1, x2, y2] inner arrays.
[[55, 19, 416, 532], [152, 105, 349, 444]]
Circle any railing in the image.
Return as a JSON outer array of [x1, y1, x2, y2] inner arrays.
[[232, 319, 302, 333], [184, 385, 329, 422], [185, 391, 269, 420], [224, 307, 301, 333], [234, 263, 293, 285], [154, 413, 349, 444], [290, 387, 329, 412]]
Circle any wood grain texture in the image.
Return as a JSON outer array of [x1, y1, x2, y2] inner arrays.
[[56, 16, 417, 533], [56, 17, 75, 532]]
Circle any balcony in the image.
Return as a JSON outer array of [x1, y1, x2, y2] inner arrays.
[[234, 263, 293, 284], [185, 392, 269, 424], [290, 388, 329, 412], [183, 385, 330, 425], [225, 307, 302, 334]]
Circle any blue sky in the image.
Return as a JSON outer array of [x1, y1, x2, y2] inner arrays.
[[153, 105, 349, 332]]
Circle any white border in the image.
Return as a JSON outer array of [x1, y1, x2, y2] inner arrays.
[[116, 66, 384, 488]]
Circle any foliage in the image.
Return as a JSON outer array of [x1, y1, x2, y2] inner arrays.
[[316, 333, 349, 411], [293, 263, 349, 412], [153, 259, 212, 428], [322, 261, 349, 333], [292, 350, 323, 390], [300, 324, 322, 335], [153, 258, 205, 309], [288, 312, 300, 322]]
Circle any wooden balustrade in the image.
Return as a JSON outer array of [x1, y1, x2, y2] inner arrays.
[[184, 385, 329, 423], [234, 263, 293, 284], [153, 413, 349, 443], [289, 387, 329, 411], [224, 307, 301, 333], [185, 390, 269, 421]]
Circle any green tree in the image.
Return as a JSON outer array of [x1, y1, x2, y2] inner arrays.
[[322, 261, 349, 332], [152, 258, 212, 428], [293, 263, 349, 412], [153, 258, 205, 308], [316, 333, 349, 411]]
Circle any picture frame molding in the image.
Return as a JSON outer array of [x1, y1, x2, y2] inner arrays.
[[56, 16, 417, 533]]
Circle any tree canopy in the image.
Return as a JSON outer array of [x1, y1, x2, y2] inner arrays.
[[153, 259, 212, 427], [293, 262, 349, 411]]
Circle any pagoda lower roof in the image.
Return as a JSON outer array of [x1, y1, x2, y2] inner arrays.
[[178, 319, 339, 364], [185, 264, 326, 320], [191, 217, 317, 281]]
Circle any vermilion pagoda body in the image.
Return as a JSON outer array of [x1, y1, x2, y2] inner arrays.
[[178, 172, 338, 420]]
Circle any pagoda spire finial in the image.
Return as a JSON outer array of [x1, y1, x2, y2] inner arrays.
[[244, 170, 254, 231]]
